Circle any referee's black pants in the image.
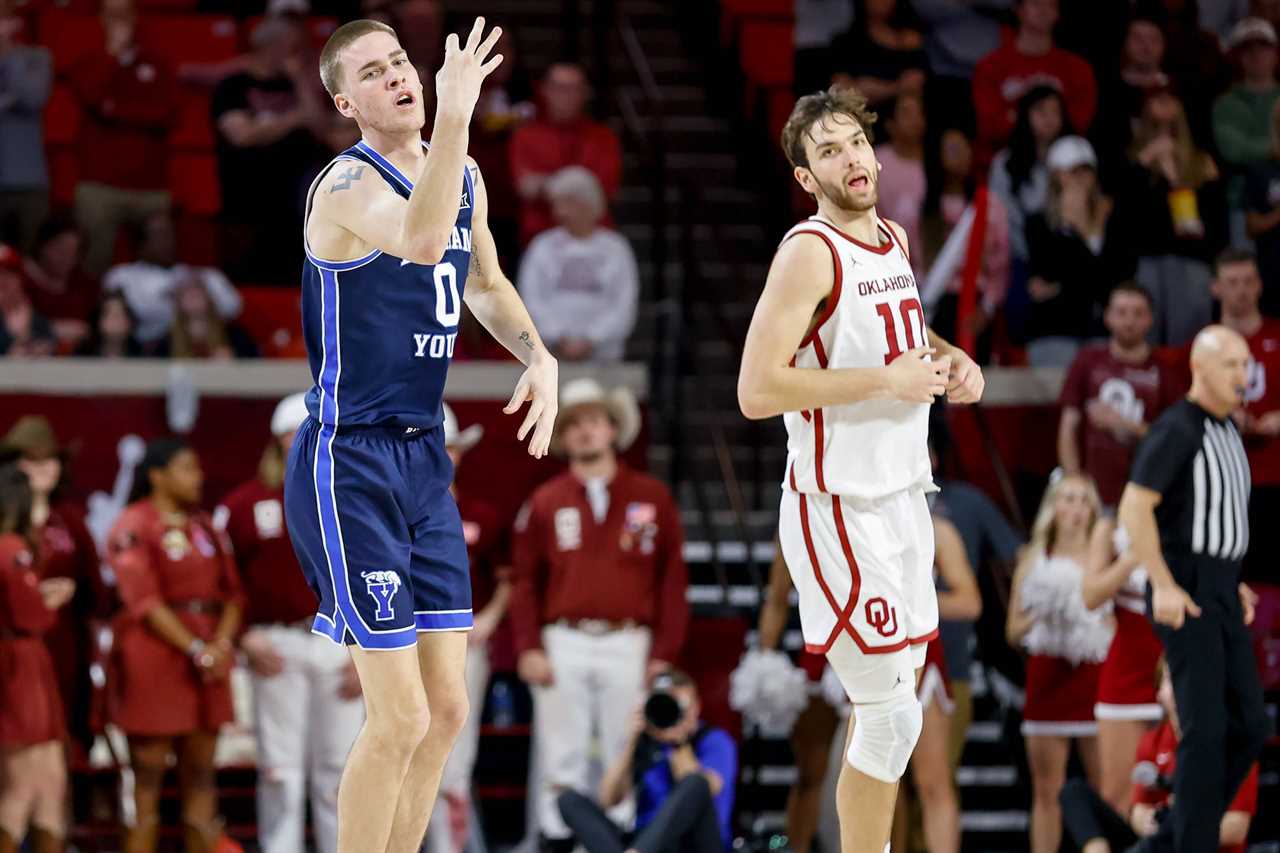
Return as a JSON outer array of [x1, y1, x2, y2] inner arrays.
[[1145, 558, 1268, 852]]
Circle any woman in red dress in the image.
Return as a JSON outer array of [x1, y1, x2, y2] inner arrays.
[[0, 464, 74, 853], [1007, 474, 1114, 853], [1, 415, 106, 759], [106, 439, 243, 853]]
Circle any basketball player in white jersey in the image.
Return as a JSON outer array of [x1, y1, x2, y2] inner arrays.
[[737, 88, 984, 853]]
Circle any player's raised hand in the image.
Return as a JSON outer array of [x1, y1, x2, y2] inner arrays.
[[945, 347, 985, 404], [885, 347, 949, 403], [505, 356, 559, 458], [435, 17, 504, 120]]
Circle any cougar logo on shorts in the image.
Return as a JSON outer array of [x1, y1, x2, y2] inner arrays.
[[362, 570, 402, 621], [865, 597, 898, 638]]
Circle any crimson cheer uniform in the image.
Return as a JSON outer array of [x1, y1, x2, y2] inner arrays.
[[1060, 345, 1178, 507], [106, 501, 243, 735], [1095, 568, 1164, 722], [0, 534, 65, 747]]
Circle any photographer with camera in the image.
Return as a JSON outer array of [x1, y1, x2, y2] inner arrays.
[[1059, 660, 1258, 853], [556, 669, 737, 853]]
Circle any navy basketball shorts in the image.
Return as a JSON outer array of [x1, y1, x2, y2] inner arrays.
[[283, 417, 472, 651]]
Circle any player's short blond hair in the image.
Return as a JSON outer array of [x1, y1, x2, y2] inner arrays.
[[319, 19, 398, 97], [781, 86, 878, 170]]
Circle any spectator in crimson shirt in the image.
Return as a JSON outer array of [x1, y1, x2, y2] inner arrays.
[[511, 378, 688, 851], [970, 0, 1096, 174], [426, 402, 512, 853], [1059, 661, 1257, 853], [214, 392, 361, 853], [509, 62, 622, 245], [20, 215, 99, 351], [1208, 248, 1280, 585], [1058, 283, 1176, 509], [66, 0, 179, 276]]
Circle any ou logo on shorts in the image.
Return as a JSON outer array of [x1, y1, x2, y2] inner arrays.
[[865, 597, 898, 638]]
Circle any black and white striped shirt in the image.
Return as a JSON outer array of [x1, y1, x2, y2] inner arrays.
[[1130, 399, 1252, 562]]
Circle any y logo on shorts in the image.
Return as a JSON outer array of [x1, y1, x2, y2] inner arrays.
[[362, 570, 402, 621], [865, 597, 898, 638]]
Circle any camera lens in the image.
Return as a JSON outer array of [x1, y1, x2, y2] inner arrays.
[[644, 691, 681, 729]]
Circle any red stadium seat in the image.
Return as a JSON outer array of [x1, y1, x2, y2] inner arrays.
[[170, 89, 214, 150], [719, 0, 791, 44], [237, 286, 304, 358], [38, 11, 103, 74], [242, 14, 338, 51], [140, 15, 238, 67], [47, 147, 79, 207], [43, 84, 80, 146], [168, 153, 221, 216], [738, 18, 794, 88]]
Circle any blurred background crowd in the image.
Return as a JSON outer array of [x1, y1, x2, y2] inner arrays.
[[3, 0, 1280, 851]]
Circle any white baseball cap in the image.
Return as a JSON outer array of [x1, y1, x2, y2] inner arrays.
[[271, 392, 309, 437], [1046, 135, 1097, 173], [442, 402, 483, 452]]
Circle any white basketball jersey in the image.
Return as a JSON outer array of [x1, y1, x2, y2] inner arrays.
[[780, 215, 933, 501]]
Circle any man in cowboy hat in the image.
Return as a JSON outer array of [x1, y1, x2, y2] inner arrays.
[[426, 402, 512, 853], [510, 378, 689, 852], [215, 393, 363, 853]]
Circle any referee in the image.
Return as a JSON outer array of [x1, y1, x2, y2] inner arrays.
[[1118, 325, 1268, 852]]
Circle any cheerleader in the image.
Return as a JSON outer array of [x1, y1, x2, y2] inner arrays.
[[892, 516, 982, 853], [756, 541, 840, 853], [0, 464, 74, 853], [1007, 474, 1114, 853], [1081, 517, 1164, 814]]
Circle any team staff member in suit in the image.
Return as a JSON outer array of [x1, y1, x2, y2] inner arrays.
[[426, 402, 512, 853], [511, 378, 689, 852], [1118, 325, 1268, 853], [0, 465, 74, 853], [107, 438, 244, 853], [216, 394, 362, 853]]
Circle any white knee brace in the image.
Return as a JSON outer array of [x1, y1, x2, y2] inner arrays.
[[846, 690, 923, 783]]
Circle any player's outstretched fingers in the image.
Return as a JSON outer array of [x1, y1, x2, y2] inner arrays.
[[505, 377, 531, 414], [463, 16, 485, 52], [531, 409, 556, 458], [517, 398, 543, 442]]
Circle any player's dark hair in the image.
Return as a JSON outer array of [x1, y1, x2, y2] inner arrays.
[[319, 18, 398, 97], [781, 86, 878, 170], [1214, 246, 1257, 276], [0, 463, 34, 541], [129, 437, 192, 503], [1108, 281, 1154, 309]]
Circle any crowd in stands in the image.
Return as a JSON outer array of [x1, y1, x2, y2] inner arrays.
[[5, 0, 1280, 851], [0, 0, 638, 362]]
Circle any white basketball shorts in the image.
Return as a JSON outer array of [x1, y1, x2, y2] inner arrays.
[[778, 487, 938, 704]]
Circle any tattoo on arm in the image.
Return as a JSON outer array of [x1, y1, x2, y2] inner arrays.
[[519, 331, 535, 351], [469, 252, 482, 279], [328, 164, 366, 193]]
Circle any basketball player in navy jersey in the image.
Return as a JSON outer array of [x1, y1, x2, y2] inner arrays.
[[281, 18, 558, 853]]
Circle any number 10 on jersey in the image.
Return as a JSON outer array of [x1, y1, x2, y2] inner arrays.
[[875, 297, 928, 365]]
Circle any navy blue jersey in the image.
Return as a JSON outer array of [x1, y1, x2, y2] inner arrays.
[[301, 140, 474, 429]]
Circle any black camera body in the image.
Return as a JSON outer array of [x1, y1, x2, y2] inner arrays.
[[644, 673, 684, 730]]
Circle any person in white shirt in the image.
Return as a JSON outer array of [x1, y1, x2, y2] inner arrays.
[[517, 166, 638, 363], [102, 211, 242, 346]]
